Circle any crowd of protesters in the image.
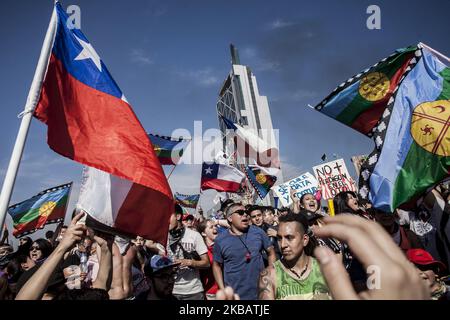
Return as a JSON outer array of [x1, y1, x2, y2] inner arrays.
[[1, 183, 449, 300]]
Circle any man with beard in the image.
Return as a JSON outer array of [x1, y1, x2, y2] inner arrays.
[[258, 211, 331, 300], [213, 202, 276, 300]]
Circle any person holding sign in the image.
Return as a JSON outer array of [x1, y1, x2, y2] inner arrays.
[[290, 189, 327, 218]]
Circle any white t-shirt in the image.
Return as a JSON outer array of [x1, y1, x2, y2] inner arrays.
[[167, 228, 208, 295]]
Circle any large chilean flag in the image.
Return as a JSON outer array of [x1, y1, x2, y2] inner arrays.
[[33, 3, 173, 242], [200, 162, 245, 193]]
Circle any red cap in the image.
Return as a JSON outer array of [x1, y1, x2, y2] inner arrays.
[[182, 214, 194, 221], [406, 249, 447, 273]]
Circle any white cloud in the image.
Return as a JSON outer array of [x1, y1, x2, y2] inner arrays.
[[268, 19, 295, 30], [130, 49, 154, 66], [291, 89, 318, 101], [175, 68, 220, 87], [239, 46, 280, 72], [280, 161, 304, 181], [242, 47, 257, 58]]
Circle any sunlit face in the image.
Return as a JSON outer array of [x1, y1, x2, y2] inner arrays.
[[249, 210, 263, 227], [346, 194, 359, 212], [203, 221, 218, 242], [29, 242, 43, 262], [277, 221, 309, 263], [57, 228, 67, 241], [78, 238, 92, 253], [419, 269, 441, 295], [228, 205, 250, 232], [182, 219, 194, 229], [301, 194, 319, 212], [132, 236, 145, 247], [263, 210, 275, 225], [169, 213, 179, 231]]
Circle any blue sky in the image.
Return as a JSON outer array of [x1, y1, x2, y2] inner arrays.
[[1, 0, 449, 242]]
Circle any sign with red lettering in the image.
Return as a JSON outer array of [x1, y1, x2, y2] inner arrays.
[[313, 159, 356, 200]]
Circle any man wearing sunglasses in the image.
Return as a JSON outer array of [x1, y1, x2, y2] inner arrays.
[[212, 202, 276, 300]]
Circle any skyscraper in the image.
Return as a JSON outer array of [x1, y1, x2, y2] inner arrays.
[[216, 44, 283, 205]]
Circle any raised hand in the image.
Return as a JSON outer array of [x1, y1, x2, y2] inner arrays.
[[59, 213, 87, 251], [312, 215, 430, 300]]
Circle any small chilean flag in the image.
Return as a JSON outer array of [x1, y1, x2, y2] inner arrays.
[[200, 162, 245, 193], [220, 115, 280, 168], [33, 3, 173, 242]]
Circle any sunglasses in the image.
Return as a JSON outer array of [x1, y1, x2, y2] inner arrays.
[[232, 210, 247, 216]]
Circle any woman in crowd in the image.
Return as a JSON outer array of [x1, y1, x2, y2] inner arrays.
[[333, 191, 374, 220], [28, 239, 53, 264], [197, 219, 218, 300]]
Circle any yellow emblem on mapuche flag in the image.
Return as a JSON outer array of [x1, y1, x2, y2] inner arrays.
[[358, 72, 390, 102], [411, 100, 450, 157], [256, 173, 267, 184], [39, 201, 57, 218]]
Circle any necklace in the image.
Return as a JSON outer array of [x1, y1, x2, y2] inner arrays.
[[289, 257, 309, 279], [231, 230, 252, 263]]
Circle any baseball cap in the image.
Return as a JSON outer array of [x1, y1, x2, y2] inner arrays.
[[182, 214, 194, 221], [146, 255, 179, 274], [406, 249, 447, 275]]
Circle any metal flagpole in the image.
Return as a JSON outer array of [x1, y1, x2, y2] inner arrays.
[[419, 42, 450, 63], [167, 165, 177, 181], [0, 5, 57, 234]]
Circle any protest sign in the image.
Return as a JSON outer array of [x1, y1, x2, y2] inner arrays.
[[313, 159, 356, 200], [272, 172, 318, 207]]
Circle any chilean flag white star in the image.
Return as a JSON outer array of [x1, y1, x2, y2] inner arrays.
[[74, 34, 102, 72]]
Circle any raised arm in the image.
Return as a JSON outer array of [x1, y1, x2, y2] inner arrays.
[[16, 213, 86, 300], [290, 189, 301, 214], [91, 233, 113, 291]]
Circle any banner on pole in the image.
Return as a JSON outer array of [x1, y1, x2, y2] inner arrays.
[[313, 159, 356, 200], [272, 172, 318, 207]]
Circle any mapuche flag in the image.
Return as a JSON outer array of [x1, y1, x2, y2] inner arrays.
[[174, 193, 200, 208], [8, 183, 72, 238], [315, 46, 417, 136], [245, 165, 277, 199], [148, 134, 189, 165], [32, 3, 173, 239], [359, 46, 450, 212]]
